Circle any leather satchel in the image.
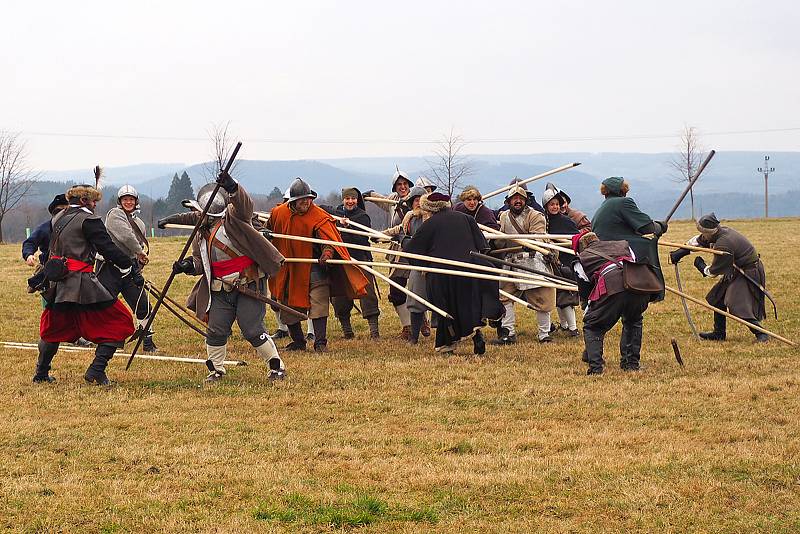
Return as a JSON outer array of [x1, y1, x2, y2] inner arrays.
[[584, 246, 663, 295]]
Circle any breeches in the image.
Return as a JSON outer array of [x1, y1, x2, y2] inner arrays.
[[206, 283, 268, 347], [583, 292, 650, 335], [280, 281, 330, 325]]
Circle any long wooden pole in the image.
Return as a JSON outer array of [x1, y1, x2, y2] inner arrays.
[[357, 264, 453, 320], [283, 258, 576, 290], [265, 231, 551, 284], [252, 214, 389, 241], [478, 224, 550, 255], [658, 240, 728, 256], [664, 285, 795, 346], [499, 289, 535, 310], [363, 196, 399, 205], [482, 162, 582, 200], [126, 142, 243, 370], [482, 233, 575, 255], [0, 342, 247, 365]]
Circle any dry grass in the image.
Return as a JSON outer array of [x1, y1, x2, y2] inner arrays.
[[0, 219, 798, 533]]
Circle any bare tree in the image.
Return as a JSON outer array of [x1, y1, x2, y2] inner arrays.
[[670, 125, 706, 220], [203, 121, 239, 183], [426, 129, 474, 198], [0, 131, 39, 243]]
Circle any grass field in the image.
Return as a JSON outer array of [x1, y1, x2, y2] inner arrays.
[[0, 218, 798, 533]]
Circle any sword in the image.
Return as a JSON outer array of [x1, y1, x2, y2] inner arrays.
[[733, 264, 778, 320], [218, 279, 307, 320]]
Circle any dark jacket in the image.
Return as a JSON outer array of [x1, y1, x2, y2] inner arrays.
[[22, 219, 51, 264], [577, 239, 632, 304], [591, 195, 663, 301], [48, 206, 133, 309], [453, 202, 500, 230]]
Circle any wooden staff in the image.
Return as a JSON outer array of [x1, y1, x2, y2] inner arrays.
[[499, 289, 535, 310], [283, 258, 576, 290], [482, 233, 574, 255], [363, 196, 400, 205], [0, 342, 247, 365], [490, 246, 523, 255], [658, 240, 728, 255], [145, 280, 207, 329], [482, 162, 581, 200], [255, 211, 392, 241], [143, 285, 207, 338], [470, 250, 576, 286], [126, 141, 242, 371], [664, 285, 795, 346], [356, 264, 453, 320], [478, 224, 550, 255], [265, 231, 551, 284]]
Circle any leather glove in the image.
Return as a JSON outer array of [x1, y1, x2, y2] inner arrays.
[[653, 220, 668, 237], [363, 190, 375, 198], [157, 218, 169, 229], [216, 170, 238, 194], [318, 249, 334, 265], [172, 258, 195, 275], [693, 256, 708, 277], [669, 248, 692, 264], [260, 229, 273, 241]]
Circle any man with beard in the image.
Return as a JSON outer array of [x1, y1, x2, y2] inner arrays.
[[99, 185, 159, 352], [494, 186, 557, 344], [591, 177, 668, 302], [320, 187, 381, 339], [159, 173, 286, 382], [363, 169, 419, 339], [670, 213, 769, 342], [266, 178, 369, 352], [453, 185, 500, 230], [35, 180, 136, 385], [404, 192, 503, 354]]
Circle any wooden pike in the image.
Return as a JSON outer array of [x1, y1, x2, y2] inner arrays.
[[658, 240, 728, 256], [478, 224, 550, 255], [482, 162, 582, 200], [482, 233, 574, 255], [265, 231, 551, 284], [283, 258, 576, 290], [499, 289, 535, 310], [664, 285, 795, 346], [363, 196, 400, 205], [356, 264, 453, 320]]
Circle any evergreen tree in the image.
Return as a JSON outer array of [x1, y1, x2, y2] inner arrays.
[[164, 172, 194, 214]]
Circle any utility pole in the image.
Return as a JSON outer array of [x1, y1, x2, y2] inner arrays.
[[757, 156, 775, 219]]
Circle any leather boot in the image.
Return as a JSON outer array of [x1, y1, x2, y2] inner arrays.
[[285, 322, 307, 351], [398, 325, 411, 341], [409, 312, 425, 344], [338, 315, 354, 339], [583, 329, 605, 375], [312, 317, 328, 352], [699, 312, 727, 341], [84, 344, 116, 385], [472, 330, 486, 355], [620, 318, 643, 371], [421, 315, 431, 337], [367, 315, 380, 339], [748, 321, 770, 343], [143, 335, 159, 353], [33, 339, 59, 383]]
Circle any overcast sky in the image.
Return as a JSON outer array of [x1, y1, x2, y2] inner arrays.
[[3, 0, 798, 170]]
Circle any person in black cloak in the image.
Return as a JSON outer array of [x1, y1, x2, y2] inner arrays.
[[403, 192, 504, 354]]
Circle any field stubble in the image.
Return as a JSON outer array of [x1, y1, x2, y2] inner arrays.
[[0, 219, 798, 532]]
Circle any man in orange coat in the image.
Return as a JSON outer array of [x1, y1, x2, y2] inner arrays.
[[266, 178, 369, 352]]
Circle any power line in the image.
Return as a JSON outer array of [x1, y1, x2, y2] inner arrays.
[[12, 126, 800, 145]]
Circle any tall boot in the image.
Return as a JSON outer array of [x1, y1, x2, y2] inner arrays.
[[255, 338, 285, 381], [409, 312, 425, 344], [312, 317, 328, 352], [620, 318, 643, 371], [285, 322, 307, 351], [84, 344, 117, 385], [472, 330, 486, 355], [699, 312, 726, 341], [33, 339, 59, 383], [338, 315, 354, 339], [748, 320, 770, 343], [367, 315, 380, 339], [583, 329, 605, 375], [205, 344, 227, 382]]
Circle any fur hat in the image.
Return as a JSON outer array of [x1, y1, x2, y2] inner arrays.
[[66, 184, 102, 202], [458, 185, 482, 201], [574, 230, 597, 253], [420, 192, 451, 213]]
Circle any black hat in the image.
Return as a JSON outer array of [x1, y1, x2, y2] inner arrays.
[[697, 212, 720, 230], [48, 194, 68, 215]]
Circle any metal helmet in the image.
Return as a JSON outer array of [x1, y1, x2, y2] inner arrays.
[[415, 176, 437, 191], [117, 184, 139, 201], [391, 169, 412, 192], [406, 186, 427, 203], [287, 178, 317, 203], [541, 188, 559, 207], [182, 182, 228, 217]]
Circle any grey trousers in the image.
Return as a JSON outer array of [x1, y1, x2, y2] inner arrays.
[[206, 282, 269, 348]]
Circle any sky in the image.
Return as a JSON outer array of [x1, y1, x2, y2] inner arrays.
[[3, 0, 799, 170]]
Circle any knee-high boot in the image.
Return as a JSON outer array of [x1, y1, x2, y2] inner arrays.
[[33, 339, 59, 383], [620, 318, 643, 370], [286, 322, 307, 351], [699, 312, 726, 341], [583, 328, 605, 375], [312, 317, 328, 352], [84, 343, 117, 385]]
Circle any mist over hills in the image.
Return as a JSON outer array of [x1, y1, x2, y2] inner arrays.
[[30, 150, 800, 222]]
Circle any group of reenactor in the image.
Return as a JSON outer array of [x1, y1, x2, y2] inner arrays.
[[21, 165, 774, 384]]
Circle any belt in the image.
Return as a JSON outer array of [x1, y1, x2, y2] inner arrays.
[[51, 256, 94, 272]]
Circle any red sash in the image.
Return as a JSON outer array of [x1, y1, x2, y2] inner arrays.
[[51, 256, 94, 273], [212, 255, 255, 278]]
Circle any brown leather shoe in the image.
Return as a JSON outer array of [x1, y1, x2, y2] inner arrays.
[[398, 326, 411, 341], [421, 319, 431, 337]]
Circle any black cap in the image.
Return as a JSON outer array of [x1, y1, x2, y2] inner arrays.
[[48, 194, 68, 215]]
